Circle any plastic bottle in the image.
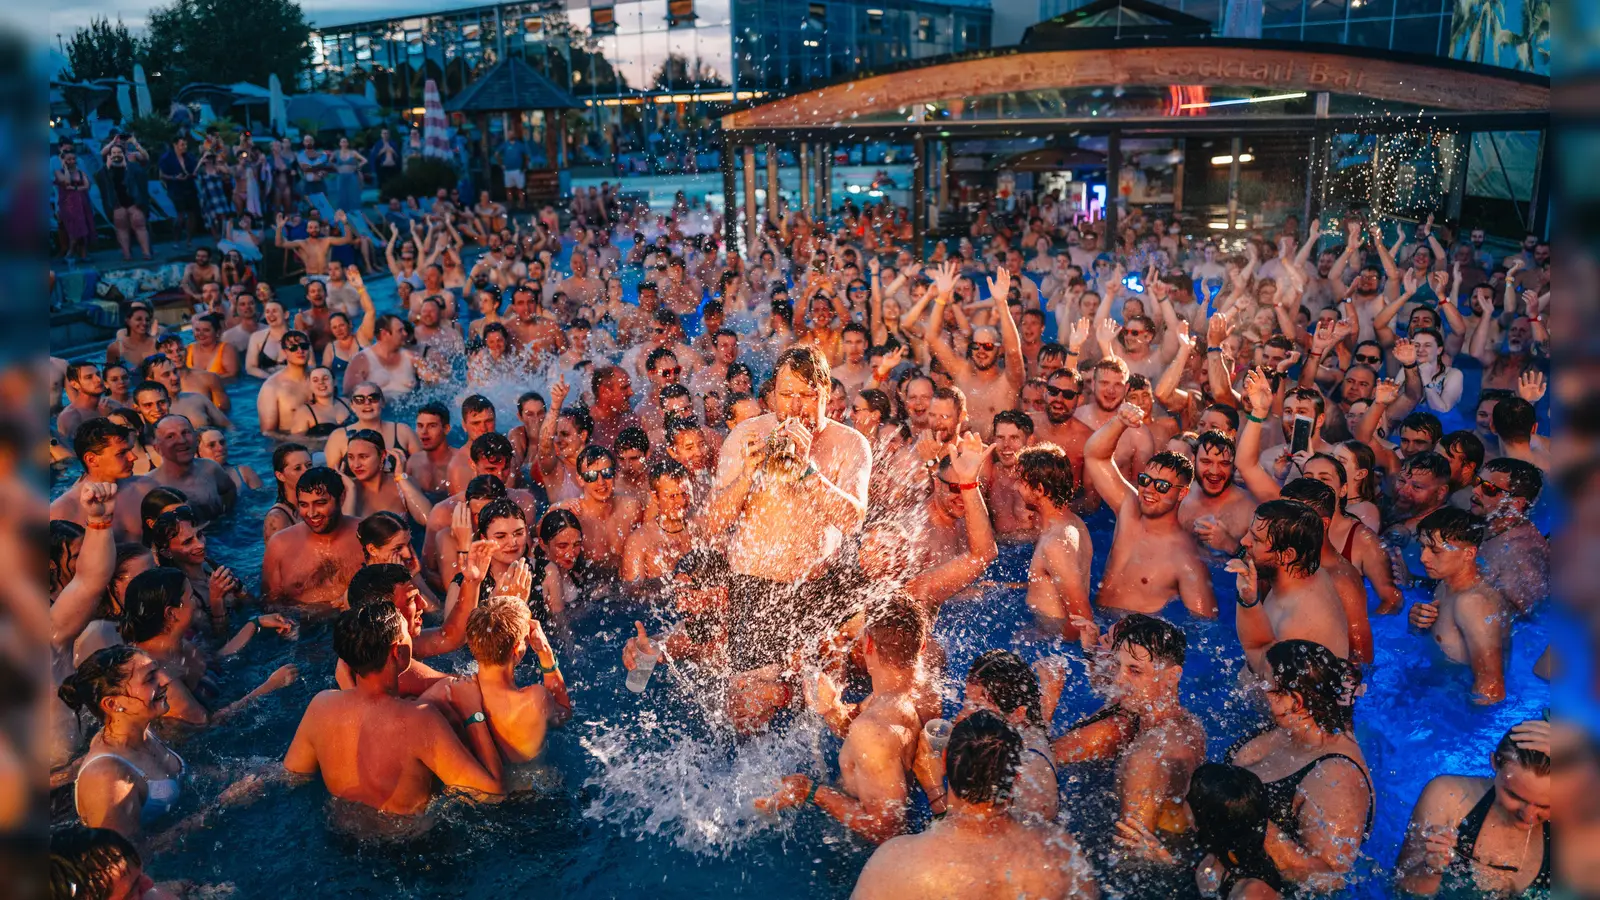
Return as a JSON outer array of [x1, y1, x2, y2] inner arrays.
[[626, 647, 658, 693], [923, 718, 953, 753]]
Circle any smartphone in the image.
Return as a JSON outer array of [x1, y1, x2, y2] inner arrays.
[[1122, 273, 1145, 294], [1291, 415, 1314, 455], [383, 454, 396, 474]]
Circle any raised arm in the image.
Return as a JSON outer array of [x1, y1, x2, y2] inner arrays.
[[1373, 270, 1422, 346], [1153, 328, 1198, 414], [1324, 221, 1362, 289], [1084, 403, 1142, 511], [988, 268, 1027, 390], [908, 435, 999, 609], [51, 483, 118, 650], [1235, 370, 1286, 500]]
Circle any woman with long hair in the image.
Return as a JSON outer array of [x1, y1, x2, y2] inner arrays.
[[289, 366, 356, 439], [263, 442, 312, 541]]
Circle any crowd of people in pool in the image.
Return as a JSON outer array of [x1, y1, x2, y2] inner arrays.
[[42, 182, 1582, 899]]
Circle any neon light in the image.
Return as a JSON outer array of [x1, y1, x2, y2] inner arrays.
[[1179, 91, 1308, 110]]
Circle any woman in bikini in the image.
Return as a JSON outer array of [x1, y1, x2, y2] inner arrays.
[[106, 303, 162, 368], [289, 366, 356, 439], [186, 313, 240, 380], [196, 427, 263, 494], [244, 299, 291, 379], [263, 442, 312, 541]]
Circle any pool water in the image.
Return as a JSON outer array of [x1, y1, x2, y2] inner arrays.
[[53, 272, 1550, 899]]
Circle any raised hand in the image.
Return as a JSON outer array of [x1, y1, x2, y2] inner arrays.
[[464, 539, 496, 584], [1116, 401, 1146, 429], [1517, 369, 1546, 404], [1392, 338, 1418, 367], [1206, 310, 1230, 347], [79, 480, 117, 522], [503, 556, 533, 603], [1225, 555, 1259, 608], [1242, 368, 1274, 417], [1401, 268, 1422, 297], [947, 432, 991, 484], [550, 375, 571, 410], [866, 256, 880, 276], [1173, 327, 1196, 357], [1508, 719, 1550, 757], [874, 344, 905, 380], [1067, 317, 1091, 354], [1309, 321, 1339, 357], [1095, 317, 1121, 351], [932, 261, 960, 296], [985, 266, 1011, 303], [526, 618, 555, 659], [1429, 269, 1450, 297], [450, 501, 476, 549]]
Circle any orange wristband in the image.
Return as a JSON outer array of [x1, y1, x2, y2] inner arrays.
[[85, 519, 113, 531]]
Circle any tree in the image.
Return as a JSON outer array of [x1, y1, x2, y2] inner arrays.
[[650, 53, 729, 92], [143, 0, 312, 105], [64, 16, 142, 83]]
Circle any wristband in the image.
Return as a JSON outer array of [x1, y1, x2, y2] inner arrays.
[[804, 780, 820, 806], [1245, 412, 1267, 423], [539, 660, 560, 675], [1237, 593, 1262, 609], [1206, 346, 1223, 354], [1401, 362, 1419, 369], [465, 711, 486, 725], [956, 482, 979, 492], [85, 518, 114, 531], [394, 471, 409, 482], [248, 615, 262, 628], [1066, 348, 1080, 356]]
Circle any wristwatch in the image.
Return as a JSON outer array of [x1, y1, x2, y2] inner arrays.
[[465, 711, 487, 725]]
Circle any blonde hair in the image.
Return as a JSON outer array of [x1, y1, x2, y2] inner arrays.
[[466, 596, 530, 666]]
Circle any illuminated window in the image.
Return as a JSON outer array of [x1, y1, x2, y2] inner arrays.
[[592, 0, 618, 34], [668, 0, 697, 28]]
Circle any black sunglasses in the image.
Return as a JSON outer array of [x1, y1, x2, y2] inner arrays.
[[1474, 476, 1507, 497], [1137, 472, 1175, 494], [282, 340, 310, 352], [1046, 385, 1079, 400], [1354, 354, 1382, 365], [351, 393, 381, 404], [657, 367, 682, 379], [580, 466, 616, 483]]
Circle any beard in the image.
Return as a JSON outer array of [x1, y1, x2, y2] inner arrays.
[[972, 354, 997, 371], [1046, 405, 1071, 425]]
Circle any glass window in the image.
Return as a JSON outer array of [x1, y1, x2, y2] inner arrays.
[[1347, 0, 1393, 19], [1262, 23, 1302, 40], [1393, 0, 1444, 14], [1182, 0, 1222, 24], [696, 24, 733, 88], [1263, 0, 1304, 27], [1304, 0, 1346, 23], [1345, 17, 1391, 46], [917, 15, 933, 42], [1392, 16, 1443, 56]]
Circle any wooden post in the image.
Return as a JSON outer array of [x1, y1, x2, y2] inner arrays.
[[798, 142, 811, 216], [766, 142, 780, 225], [912, 133, 927, 262], [1106, 129, 1122, 243], [743, 144, 758, 253], [721, 139, 738, 252]]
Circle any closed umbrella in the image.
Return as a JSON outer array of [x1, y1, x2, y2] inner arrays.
[[117, 83, 132, 122], [423, 79, 450, 160], [269, 73, 287, 135], [133, 64, 151, 117], [364, 80, 377, 104]]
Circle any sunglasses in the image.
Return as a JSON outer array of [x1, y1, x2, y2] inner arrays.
[[1474, 476, 1507, 497], [1354, 354, 1382, 366], [656, 367, 682, 379], [580, 466, 616, 482], [1137, 472, 1175, 494], [970, 341, 998, 353], [282, 340, 310, 352], [1046, 385, 1079, 399], [939, 479, 964, 494], [351, 393, 381, 404]]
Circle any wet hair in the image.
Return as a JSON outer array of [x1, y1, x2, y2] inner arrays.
[[1196, 429, 1236, 458], [1400, 411, 1445, 445], [296, 465, 346, 501], [857, 388, 893, 425], [461, 393, 495, 419], [49, 520, 86, 594], [357, 511, 410, 556], [118, 567, 188, 643], [49, 823, 143, 900], [1253, 499, 1325, 576], [1481, 457, 1543, 505], [466, 596, 531, 667], [945, 710, 1022, 807], [1186, 764, 1277, 888], [648, 458, 691, 490], [1266, 639, 1360, 734], [967, 650, 1043, 729], [578, 444, 616, 471], [559, 406, 594, 442], [538, 507, 583, 544], [147, 504, 200, 566], [57, 645, 141, 722], [138, 487, 188, 545], [1439, 430, 1485, 474], [774, 344, 832, 390], [346, 562, 413, 609], [1037, 342, 1068, 365], [615, 426, 651, 456], [1340, 440, 1380, 503], [1203, 404, 1241, 433], [1127, 373, 1152, 394], [864, 601, 926, 669], [992, 408, 1034, 436], [346, 427, 387, 456], [1110, 613, 1186, 668], [1417, 507, 1487, 548], [1284, 386, 1326, 420], [1491, 397, 1537, 443], [1281, 477, 1338, 520], [471, 432, 514, 465], [416, 401, 450, 426], [660, 383, 693, 405], [1091, 355, 1129, 379], [475, 498, 527, 538], [1016, 443, 1074, 507], [645, 346, 679, 374], [665, 416, 702, 448], [1146, 450, 1195, 485], [465, 474, 508, 502], [333, 602, 405, 676], [1403, 451, 1452, 483], [1493, 722, 1552, 775], [72, 417, 131, 465]]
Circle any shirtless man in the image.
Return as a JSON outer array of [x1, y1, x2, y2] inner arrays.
[[292, 281, 336, 354], [275, 210, 356, 277], [445, 395, 499, 494], [261, 466, 365, 611], [406, 402, 456, 499], [425, 444, 541, 587], [255, 329, 313, 435], [1075, 356, 1151, 481], [925, 264, 1025, 439], [664, 417, 715, 491], [1469, 458, 1549, 616], [1408, 508, 1510, 705], [851, 711, 1099, 900], [56, 362, 109, 443], [757, 602, 928, 843], [155, 332, 229, 412], [699, 346, 871, 732], [985, 410, 1039, 540], [1280, 479, 1375, 664], [180, 247, 220, 302], [1228, 499, 1352, 675], [450, 597, 572, 765], [334, 561, 482, 698], [51, 417, 151, 540], [148, 415, 236, 521], [1084, 404, 1217, 619], [143, 355, 231, 431], [282, 603, 503, 814], [1031, 368, 1088, 496], [557, 251, 602, 308], [833, 323, 872, 398], [1015, 444, 1093, 638], [1054, 614, 1207, 842], [1180, 430, 1259, 557], [341, 429, 434, 524], [503, 285, 565, 357], [621, 460, 695, 584], [553, 446, 641, 574]]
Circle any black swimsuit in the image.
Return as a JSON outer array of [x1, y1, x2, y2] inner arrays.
[[303, 399, 354, 438], [1217, 850, 1289, 899], [1446, 787, 1552, 895], [1226, 735, 1375, 842]]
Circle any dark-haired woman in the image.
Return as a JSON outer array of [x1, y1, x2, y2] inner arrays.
[[147, 505, 247, 636], [119, 567, 298, 727], [1397, 719, 1552, 897], [1225, 640, 1373, 891], [1119, 762, 1287, 899], [49, 483, 119, 780], [62, 646, 186, 839], [264, 443, 313, 542], [360, 510, 443, 613], [531, 507, 585, 617]]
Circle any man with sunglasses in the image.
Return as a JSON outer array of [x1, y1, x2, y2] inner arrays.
[[256, 329, 315, 435], [551, 445, 642, 576], [1084, 403, 1218, 619], [1468, 458, 1548, 617], [623, 310, 698, 385], [925, 265, 1026, 440]]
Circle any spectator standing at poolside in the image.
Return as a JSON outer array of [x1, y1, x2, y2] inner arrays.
[[370, 128, 402, 189], [158, 136, 202, 246], [498, 132, 529, 212]]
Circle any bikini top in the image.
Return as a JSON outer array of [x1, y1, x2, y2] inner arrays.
[[75, 744, 186, 822], [1449, 786, 1552, 894], [1338, 519, 1359, 562], [1226, 735, 1374, 842], [1217, 850, 1288, 900], [186, 342, 227, 375], [304, 399, 355, 438], [256, 333, 284, 371]]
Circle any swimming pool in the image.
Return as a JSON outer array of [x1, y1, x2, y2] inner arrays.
[[53, 277, 1551, 900]]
